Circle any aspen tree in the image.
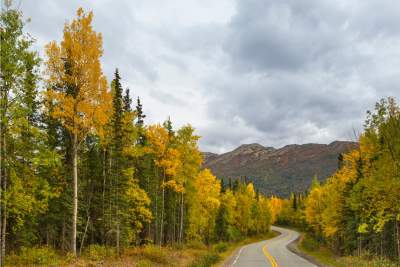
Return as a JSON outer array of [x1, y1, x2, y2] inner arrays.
[[45, 8, 111, 255]]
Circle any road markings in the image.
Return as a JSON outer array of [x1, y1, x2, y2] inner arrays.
[[262, 243, 279, 267], [231, 244, 248, 266]]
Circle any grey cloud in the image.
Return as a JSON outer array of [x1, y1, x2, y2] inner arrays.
[[18, 0, 400, 153]]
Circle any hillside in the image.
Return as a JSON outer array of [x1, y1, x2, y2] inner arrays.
[[203, 141, 358, 197]]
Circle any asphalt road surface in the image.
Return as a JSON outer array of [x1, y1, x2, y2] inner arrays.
[[229, 226, 317, 267]]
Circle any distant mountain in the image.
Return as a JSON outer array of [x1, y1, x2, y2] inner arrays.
[[203, 141, 358, 197]]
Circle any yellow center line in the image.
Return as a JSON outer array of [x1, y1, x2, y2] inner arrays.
[[262, 243, 279, 267]]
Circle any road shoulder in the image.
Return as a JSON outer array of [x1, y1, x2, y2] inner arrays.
[[286, 233, 326, 267]]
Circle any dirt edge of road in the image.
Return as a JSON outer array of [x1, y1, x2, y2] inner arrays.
[[286, 234, 326, 267]]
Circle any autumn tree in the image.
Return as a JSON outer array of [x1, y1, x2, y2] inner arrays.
[[0, 6, 59, 264], [45, 8, 111, 255], [187, 169, 220, 243]]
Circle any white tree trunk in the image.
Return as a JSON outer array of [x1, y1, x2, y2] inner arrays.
[[72, 133, 78, 256], [179, 192, 184, 243]]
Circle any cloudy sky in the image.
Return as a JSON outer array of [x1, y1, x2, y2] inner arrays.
[[14, 0, 400, 153]]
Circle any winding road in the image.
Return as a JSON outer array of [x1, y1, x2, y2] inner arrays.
[[227, 226, 317, 267]]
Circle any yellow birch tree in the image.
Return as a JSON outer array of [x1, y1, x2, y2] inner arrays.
[[44, 8, 111, 255]]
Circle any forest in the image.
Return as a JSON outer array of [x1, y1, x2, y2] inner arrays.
[[0, 6, 273, 266], [3, 3, 400, 267], [272, 98, 400, 265]]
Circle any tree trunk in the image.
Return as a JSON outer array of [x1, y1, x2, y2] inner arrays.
[[160, 172, 165, 246], [1, 205, 6, 263], [116, 159, 120, 255], [396, 220, 400, 261], [79, 216, 90, 255], [1, 136, 6, 263], [0, 116, 2, 267], [116, 223, 120, 256], [61, 212, 66, 251], [102, 148, 106, 243], [179, 192, 184, 243], [1, 179, 6, 262], [72, 133, 78, 256]]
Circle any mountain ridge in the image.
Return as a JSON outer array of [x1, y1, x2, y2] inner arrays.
[[203, 140, 358, 197]]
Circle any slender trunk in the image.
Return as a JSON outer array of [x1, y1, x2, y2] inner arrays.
[[1, 136, 6, 262], [72, 133, 78, 256], [79, 216, 90, 255], [154, 167, 158, 244], [179, 193, 184, 243], [160, 172, 165, 246], [116, 223, 120, 256], [154, 192, 158, 244], [396, 220, 400, 261], [109, 148, 112, 232], [146, 174, 151, 240], [102, 149, 106, 215], [0, 106, 2, 267], [61, 212, 66, 251], [46, 226, 50, 246], [102, 148, 106, 243], [116, 159, 120, 255], [1, 206, 5, 262]]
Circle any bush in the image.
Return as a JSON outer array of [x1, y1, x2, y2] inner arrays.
[[227, 227, 242, 242], [83, 244, 116, 261], [300, 234, 320, 251], [213, 242, 228, 253], [338, 256, 399, 267], [190, 252, 220, 267], [137, 259, 153, 267], [140, 245, 168, 264], [186, 240, 207, 250], [5, 246, 62, 266]]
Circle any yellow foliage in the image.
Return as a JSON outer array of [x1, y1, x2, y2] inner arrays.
[[187, 169, 220, 241], [268, 196, 283, 224], [44, 7, 111, 140]]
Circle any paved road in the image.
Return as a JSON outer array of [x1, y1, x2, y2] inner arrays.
[[229, 226, 317, 267]]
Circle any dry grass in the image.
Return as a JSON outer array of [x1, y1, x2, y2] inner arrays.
[[6, 232, 279, 267]]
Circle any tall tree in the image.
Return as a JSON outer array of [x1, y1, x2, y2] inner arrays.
[[0, 5, 45, 263], [135, 97, 145, 126], [123, 88, 132, 113], [44, 8, 111, 255]]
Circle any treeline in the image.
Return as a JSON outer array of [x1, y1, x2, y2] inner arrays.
[[274, 98, 400, 262], [305, 98, 400, 260], [0, 6, 272, 264]]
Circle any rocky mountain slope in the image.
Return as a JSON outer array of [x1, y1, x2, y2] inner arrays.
[[203, 141, 358, 197]]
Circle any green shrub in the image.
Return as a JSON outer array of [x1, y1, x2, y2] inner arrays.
[[339, 255, 399, 267], [190, 252, 220, 267], [137, 259, 154, 267], [5, 246, 61, 266], [213, 242, 228, 253], [140, 245, 168, 264], [186, 240, 207, 250], [300, 234, 320, 251], [83, 244, 116, 261], [227, 227, 242, 242]]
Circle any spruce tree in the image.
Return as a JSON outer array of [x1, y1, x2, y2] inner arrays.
[[123, 88, 132, 112], [136, 97, 146, 126]]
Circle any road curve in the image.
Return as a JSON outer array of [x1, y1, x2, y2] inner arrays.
[[228, 226, 317, 267]]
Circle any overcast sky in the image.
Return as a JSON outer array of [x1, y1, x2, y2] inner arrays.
[[13, 0, 400, 153]]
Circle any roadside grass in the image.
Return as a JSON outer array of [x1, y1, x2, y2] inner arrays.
[[298, 233, 400, 267], [5, 231, 278, 267]]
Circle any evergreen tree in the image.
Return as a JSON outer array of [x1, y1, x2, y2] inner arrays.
[[135, 97, 146, 126], [292, 194, 297, 211], [123, 88, 132, 112]]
